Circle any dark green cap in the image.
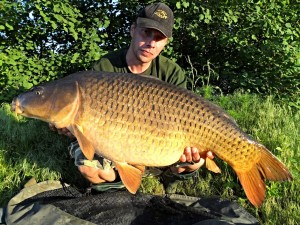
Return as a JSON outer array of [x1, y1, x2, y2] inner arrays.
[[137, 3, 174, 38]]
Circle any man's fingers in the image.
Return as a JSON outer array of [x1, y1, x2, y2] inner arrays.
[[184, 147, 192, 162], [49, 123, 75, 138], [49, 123, 57, 131], [207, 151, 214, 159], [175, 148, 214, 174], [198, 158, 205, 168], [179, 154, 186, 162], [191, 147, 200, 162], [183, 147, 202, 163]]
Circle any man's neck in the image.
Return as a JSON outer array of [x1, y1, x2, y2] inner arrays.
[[127, 63, 151, 74]]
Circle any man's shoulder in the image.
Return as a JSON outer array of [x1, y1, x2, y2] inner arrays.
[[156, 54, 184, 74], [156, 54, 184, 73], [102, 48, 127, 60], [157, 54, 179, 65], [93, 48, 128, 72], [154, 54, 186, 88]]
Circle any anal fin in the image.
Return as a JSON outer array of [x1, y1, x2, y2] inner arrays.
[[236, 168, 266, 208], [206, 157, 221, 173]]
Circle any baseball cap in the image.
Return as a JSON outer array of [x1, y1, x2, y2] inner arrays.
[[136, 3, 174, 38]]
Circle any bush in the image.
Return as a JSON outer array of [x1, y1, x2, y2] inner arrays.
[[1, 0, 299, 103]]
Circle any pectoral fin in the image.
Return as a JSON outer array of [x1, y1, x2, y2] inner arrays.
[[72, 124, 95, 160], [206, 157, 221, 173], [115, 162, 145, 194]]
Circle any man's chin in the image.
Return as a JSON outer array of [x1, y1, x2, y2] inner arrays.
[[138, 55, 154, 64]]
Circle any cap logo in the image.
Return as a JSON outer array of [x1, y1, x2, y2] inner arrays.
[[154, 10, 168, 19]]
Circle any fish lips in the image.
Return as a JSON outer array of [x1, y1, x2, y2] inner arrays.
[[11, 97, 24, 114]]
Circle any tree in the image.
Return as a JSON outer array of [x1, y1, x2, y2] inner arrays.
[[170, 0, 300, 99], [0, 0, 110, 102], [0, 0, 299, 103]]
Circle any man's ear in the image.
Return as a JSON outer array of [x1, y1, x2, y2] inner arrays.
[[130, 23, 136, 37]]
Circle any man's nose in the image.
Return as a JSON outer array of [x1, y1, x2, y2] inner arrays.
[[145, 33, 156, 47], [148, 38, 156, 47]]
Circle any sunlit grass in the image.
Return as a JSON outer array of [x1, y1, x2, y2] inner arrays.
[[0, 92, 299, 224], [214, 93, 299, 224], [0, 103, 86, 206]]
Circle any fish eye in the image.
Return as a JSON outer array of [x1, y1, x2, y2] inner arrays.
[[31, 86, 43, 96]]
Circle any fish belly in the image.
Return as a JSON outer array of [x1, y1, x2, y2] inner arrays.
[[80, 112, 188, 166]]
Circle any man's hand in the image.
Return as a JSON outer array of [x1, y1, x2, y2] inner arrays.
[[49, 123, 75, 138], [170, 147, 214, 174], [78, 165, 117, 183]]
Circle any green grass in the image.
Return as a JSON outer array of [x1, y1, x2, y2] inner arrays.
[[0, 93, 299, 224], [214, 93, 300, 224], [0, 103, 88, 205]]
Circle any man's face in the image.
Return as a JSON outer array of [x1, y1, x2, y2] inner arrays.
[[130, 25, 168, 63]]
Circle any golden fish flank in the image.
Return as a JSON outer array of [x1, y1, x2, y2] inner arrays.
[[11, 71, 292, 207]]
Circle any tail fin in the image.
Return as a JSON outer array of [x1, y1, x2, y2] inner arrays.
[[235, 144, 292, 207]]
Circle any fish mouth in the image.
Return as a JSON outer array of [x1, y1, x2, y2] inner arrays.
[[11, 98, 24, 114]]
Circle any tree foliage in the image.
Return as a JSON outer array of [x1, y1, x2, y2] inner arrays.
[[0, 0, 299, 103], [170, 0, 300, 98], [0, 0, 110, 101]]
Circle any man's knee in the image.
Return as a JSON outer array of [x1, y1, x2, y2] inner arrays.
[[78, 165, 116, 183], [78, 165, 98, 179]]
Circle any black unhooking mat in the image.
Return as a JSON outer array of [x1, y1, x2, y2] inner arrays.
[[4, 181, 260, 225]]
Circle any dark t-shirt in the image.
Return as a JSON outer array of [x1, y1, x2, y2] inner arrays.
[[93, 48, 187, 88]]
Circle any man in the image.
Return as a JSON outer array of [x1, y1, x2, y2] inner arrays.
[[51, 2, 214, 191]]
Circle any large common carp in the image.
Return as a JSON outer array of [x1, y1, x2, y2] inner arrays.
[[11, 71, 292, 207]]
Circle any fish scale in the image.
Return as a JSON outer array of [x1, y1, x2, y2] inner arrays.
[[79, 73, 254, 167], [80, 75, 187, 165], [11, 70, 292, 207]]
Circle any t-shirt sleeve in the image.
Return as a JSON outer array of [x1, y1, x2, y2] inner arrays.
[[159, 56, 187, 89], [92, 58, 115, 72], [168, 66, 187, 89]]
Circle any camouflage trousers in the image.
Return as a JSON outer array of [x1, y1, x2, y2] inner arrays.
[[69, 141, 114, 171], [68, 140, 199, 192]]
